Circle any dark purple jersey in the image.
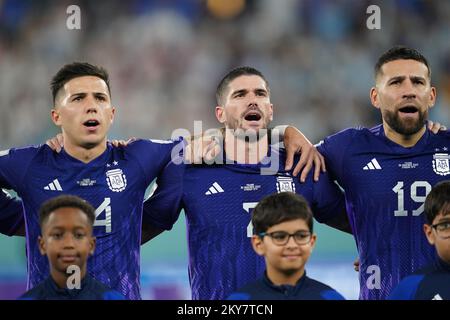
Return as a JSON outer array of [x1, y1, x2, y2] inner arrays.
[[0, 139, 180, 299], [144, 147, 345, 299], [317, 125, 447, 299]]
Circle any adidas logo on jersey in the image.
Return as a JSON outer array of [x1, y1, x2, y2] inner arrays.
[[205, 182, 224, 195], [432, 294, 443, 300], [44, 179, 63, 191], [363, 158, 382, 170]]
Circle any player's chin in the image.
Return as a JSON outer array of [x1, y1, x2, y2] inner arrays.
[[80, 136, 106, 149]]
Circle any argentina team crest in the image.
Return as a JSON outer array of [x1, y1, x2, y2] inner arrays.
[[106, 168, 127, 192], [276, 176, 295, 193], [432, 153, 450, 176]]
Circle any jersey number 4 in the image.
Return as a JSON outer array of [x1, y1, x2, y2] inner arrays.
[[392, 181, 432, 217], [94, 197, 112, 232]]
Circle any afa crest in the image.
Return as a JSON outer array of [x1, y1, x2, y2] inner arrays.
[[276, 176, 295, 193], [106, 168, 127, 192], [432, 153, 450, 176]]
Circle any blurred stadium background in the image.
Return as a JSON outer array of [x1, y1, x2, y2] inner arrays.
[[1, 0, 450, 299]]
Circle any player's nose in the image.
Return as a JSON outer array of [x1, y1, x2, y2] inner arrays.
[[85, 95, 99, 113], [401, 80, 417, 100]]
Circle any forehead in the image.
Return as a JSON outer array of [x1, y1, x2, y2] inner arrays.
[[226, 75, 268, 93], [45, 207, 89, 228], [61, 75, 109, 96], [268, 218, 309, 232], [434, 210, 450, 223], [379, 59, 429, 79]]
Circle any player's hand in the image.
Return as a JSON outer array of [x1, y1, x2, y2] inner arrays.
[[353, 258, 360, 272], [46, 133, 64, 153], [184, 133, 221, 164], [427, 120, 447, 134], [284, 126, 326, 182], [110, 137, 136, 147]]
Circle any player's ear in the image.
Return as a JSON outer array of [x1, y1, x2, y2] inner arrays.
[[309, 233, 317, 251], [429, 86, 436, 109], [89, 237, 96, 255], [51, 108, 62, 126], [370, 87, 380, 110], [251, 235, 265, 257], [215, 106, 226, 124], [109, 107, 116, 124], [268, 104, 273, 122], [38, 236, 46, 256], [423, 224, 435, 246]]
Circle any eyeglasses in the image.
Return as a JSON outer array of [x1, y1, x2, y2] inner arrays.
[[258, 231, 312, 246], [431, 221, 450, 239]]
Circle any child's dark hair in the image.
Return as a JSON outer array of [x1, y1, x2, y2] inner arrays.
[[51, 62, 111, 104], [252, 192, 313, 234], [39, 195, 96, 228], [424, 181, 450, 225]]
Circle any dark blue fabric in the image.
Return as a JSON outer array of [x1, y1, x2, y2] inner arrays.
[[19, 274, 125, 300], [227, 271, 345, 300], [388, 258, 450, 300]]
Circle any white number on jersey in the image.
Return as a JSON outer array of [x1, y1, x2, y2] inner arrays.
[[94, 197, 112, 232], [392, 181, 432, 217], [243, 202, 259, 237]]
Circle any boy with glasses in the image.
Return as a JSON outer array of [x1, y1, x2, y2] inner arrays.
[[227, 192, 345, 300], [388, 181, 450, 300]]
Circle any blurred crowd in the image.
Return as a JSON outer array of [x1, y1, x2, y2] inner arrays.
[[1, 0, 450, 147]]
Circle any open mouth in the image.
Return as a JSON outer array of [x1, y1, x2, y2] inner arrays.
[[398, 106, 418, 114], [244, 112, 262, 121], [83, 119, 100, 128]]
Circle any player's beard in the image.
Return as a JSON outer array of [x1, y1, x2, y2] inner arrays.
[[225, 114, 271, 141], [383, 108, 427, 136]]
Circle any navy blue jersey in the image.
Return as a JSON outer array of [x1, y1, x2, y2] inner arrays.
[[19, 274, 125, 300], [143, 147, 345, 300], [0, 189, 24, 236], [227, 271, 345, 300], [317, 125, 449, 300], [388, 258, 450, 300], [0, 139, 180, 300]]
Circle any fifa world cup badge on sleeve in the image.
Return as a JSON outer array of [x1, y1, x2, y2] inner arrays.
[[106, 168, 127, 192], [432, 153, 450, 176]]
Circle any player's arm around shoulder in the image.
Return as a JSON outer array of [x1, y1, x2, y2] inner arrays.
[[122, 137, 185, 182]]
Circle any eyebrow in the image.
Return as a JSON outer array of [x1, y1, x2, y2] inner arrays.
[[388, 75, 426, 83], [231, 88, 268, 97], [271, 229, 310, 233], [70, 92, 109, 98], [231, 89, 248, 97]]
